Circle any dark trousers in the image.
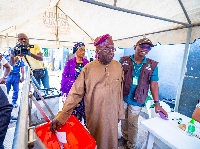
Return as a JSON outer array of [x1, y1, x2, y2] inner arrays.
[[6, 73, 20, 104], [32, 68, 50, 89], [0, 87, 13, 147]]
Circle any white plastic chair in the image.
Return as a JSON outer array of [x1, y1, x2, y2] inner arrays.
[[145, 100, 171, 118]]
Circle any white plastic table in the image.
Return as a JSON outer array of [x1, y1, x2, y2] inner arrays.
[[141, 112, 200, 149]]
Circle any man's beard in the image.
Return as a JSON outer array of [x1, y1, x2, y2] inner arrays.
[[98, 54, 114, 65]]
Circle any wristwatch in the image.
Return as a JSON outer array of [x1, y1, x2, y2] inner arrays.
[[154, 100, 160, 104], [3, 75, 8, 79]]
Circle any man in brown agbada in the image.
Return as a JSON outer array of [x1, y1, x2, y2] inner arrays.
[[50, 34, 125, 149]]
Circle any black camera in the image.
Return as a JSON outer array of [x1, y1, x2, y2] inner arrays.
[[12, 44, 34, 56]]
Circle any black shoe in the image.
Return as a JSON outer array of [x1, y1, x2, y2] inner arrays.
[[10, 116, 18, 122], [118, 137, 127, 147], [12, 103, 18, 108]]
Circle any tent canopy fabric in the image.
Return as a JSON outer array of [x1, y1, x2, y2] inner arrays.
[[0, 0, 200, 49]]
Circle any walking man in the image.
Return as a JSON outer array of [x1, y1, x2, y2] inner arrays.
[[50, 34, 125, 149], [6, 56, 25, 108]]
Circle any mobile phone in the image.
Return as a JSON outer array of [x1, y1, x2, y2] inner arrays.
[[158, 111, 168, 120]]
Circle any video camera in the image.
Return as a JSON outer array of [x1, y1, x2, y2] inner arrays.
[[12, 44, 34, 56]]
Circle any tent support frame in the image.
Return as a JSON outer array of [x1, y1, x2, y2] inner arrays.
[[80, 0, 190, 27], [57, 6, 94, 42], [178, 0, 191, 24], [175, 27, 192, 112], [113, 24, 200, 41], [1, 24, 199, 44]]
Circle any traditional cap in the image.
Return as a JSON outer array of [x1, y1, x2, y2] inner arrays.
[[94, 34, 114, 51], [73, 42, 85, 54], [136, 38, 154, 47]]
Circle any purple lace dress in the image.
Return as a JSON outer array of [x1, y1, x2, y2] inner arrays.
[[71, 63, 86, 125], [60, 57, 89, 126]]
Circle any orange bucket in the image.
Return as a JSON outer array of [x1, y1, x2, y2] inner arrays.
[[35, 115, 96, 149]]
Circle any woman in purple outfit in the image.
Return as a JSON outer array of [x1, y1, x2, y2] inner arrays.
[[60, 42, 89, 125]]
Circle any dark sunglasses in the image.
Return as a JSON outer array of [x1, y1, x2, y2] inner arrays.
[[100, 47, 116, 53], [139, 45, 152, 51]]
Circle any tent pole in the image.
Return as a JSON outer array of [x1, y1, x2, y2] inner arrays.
[[113, 0, 117, 6], [80, 0, 190, 27], [113, 24, 200, 42], [6, 33, 8, 48], [0, 36, 2, 49], [15, 26, 18, 43], [178, 0, 191, 24], [57, 6, 93, 42], [175, 27, 192, 112]]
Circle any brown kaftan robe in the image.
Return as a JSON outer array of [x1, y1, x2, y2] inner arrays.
[[56, 59, 125, 149]]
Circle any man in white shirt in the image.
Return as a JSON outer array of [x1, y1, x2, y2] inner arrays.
[[0, 52, 10, 93], [0, 53, 12, 149]]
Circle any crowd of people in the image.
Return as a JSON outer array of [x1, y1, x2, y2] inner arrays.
[[0, 33, 168, 149], [51, 34, 168, 149]]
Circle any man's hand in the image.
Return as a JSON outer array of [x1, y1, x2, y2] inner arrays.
[[50, 119, 62, 133], [10, 51, 26, 58], [20, 77, 24, 83], [155, 104, 168, 118], [17, 54, 25, 57], [0, 78, 6, 84]]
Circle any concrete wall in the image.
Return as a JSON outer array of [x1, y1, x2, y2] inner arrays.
[[178, 39, 200, 117]]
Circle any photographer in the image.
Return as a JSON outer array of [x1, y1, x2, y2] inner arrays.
[[10, 33, 50, 89]]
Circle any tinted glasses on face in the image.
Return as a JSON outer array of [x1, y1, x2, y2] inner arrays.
[[100, 47, 116, 54], [139, 45, 152, 51]]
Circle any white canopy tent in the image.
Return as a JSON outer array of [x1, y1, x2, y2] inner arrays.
[[0, 0, 200, 49]]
